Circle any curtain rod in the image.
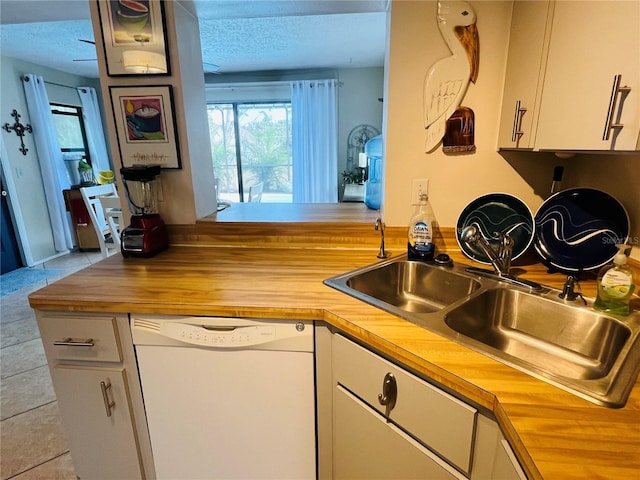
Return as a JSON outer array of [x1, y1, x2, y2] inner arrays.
[[20, 75, 87, 93]]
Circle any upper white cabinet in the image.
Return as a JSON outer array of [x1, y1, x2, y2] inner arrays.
[[499, 0, 640, 152], [498, 1, 554, 149]]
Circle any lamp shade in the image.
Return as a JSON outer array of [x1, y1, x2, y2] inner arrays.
[[358, 152, 368, 168], [122, 50, 167, 74]]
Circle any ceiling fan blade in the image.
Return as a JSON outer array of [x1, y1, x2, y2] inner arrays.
[[79, 39, 96, 45], [204, 62, 221, 74]]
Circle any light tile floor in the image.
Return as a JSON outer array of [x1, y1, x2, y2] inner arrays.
[[1, 251, 103, 480]]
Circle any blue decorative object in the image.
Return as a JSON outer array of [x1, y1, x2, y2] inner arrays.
[[534, 188, 629, 273]]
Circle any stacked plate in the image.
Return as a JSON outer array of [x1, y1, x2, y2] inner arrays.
[[456, 189, 630, 273]]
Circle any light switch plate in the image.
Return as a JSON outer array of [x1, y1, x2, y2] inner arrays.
[[411, 178, 429, 205]]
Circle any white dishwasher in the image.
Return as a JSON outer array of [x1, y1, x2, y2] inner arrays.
[[131, 315, 316, 480]]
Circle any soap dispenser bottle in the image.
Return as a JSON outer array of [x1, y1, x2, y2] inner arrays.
[[408, 192, 435, 261], [594, 245, 636, 316]]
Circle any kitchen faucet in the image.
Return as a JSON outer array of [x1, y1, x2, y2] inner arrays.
[[375, 217, 387, 259], [460, 225, 513, 276], [460, 225, 543, 291], [558, 275, 587, 304]]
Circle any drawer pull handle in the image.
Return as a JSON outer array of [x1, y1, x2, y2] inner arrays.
[[603, 74, 631, 141], [100, 380, 115, 417], [378, 372, 397, 421], [53, 338, 95, 347]]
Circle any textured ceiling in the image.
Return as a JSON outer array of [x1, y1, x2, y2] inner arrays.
[[0, 0, 387, 78]]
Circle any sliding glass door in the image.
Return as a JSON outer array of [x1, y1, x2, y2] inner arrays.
[[207, 102, 292, 203]]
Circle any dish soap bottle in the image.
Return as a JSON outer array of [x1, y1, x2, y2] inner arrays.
[[594, 245, 636, 316], [408, 192, 435, 261]]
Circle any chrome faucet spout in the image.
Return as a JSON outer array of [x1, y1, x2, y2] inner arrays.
[[460, 225, 512, 276], [375, 217, 387, 259]]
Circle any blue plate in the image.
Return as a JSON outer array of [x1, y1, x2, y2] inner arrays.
[[534, 188, 629, 272], [456, 193, 535, 265]]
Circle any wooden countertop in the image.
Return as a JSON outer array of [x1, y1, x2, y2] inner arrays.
[[29, 230, 640, 479]]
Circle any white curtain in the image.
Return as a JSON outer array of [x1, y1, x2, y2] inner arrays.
[[290, 79, 338, 203], [77, 87, 111, 179], [22, 74, 74, 252]]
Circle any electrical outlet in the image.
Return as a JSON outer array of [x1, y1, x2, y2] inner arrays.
[[411, 178, 429, 204]]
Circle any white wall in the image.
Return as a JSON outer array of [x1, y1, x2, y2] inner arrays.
[[0, 56, 101, 265], [382, 0, 640, 259], [337, 67, 384, 201]]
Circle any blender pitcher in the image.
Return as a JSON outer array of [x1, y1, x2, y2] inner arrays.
[[120, 165, 169, 257]]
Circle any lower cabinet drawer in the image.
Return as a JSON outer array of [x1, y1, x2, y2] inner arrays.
[[38, 315, 122, 362], [334, 385, 464, 479], [333, 334, 477, 474]]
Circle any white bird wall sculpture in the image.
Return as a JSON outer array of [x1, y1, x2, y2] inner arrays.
[[424, 1, 479, 152]]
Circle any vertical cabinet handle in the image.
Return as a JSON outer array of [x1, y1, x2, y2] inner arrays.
[[377, 372, 397, 422], [603, 74, 631, 140], [511, 100, 527, 142], [100, 380, 115, 417]]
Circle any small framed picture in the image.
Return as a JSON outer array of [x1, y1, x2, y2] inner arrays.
[[110, 85, 181, 169], [97, 0, 170, 76]]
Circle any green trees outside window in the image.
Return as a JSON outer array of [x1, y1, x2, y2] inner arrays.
[[207, 102, 292, 203]]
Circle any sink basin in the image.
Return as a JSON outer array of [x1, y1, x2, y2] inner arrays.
[[444, 289, 631, 381], [325, 255, 640, 407], [333, 259, 481, 314]]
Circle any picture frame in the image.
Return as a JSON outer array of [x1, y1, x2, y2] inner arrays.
[[110, 85, 181, 169], [97, 0, 170, 76]]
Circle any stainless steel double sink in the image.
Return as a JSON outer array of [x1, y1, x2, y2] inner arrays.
[[324, 255, 640, 407]]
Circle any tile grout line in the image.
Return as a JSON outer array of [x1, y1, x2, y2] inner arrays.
[[0, 399, 58, 422], [0, 362, 49, 381], [1, 332, 43, 349], [5, 451, 72, 480]]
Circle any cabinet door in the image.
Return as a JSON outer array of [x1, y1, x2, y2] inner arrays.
[[333, 385, 463, 480], [52, 365, 143, 480], [536, 1, 640, 150], [498, 0, 554, 149], [333, 334, 476, 473]]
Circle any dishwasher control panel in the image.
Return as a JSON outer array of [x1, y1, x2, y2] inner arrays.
[[169, 323, 275, 347], [131, 316, 313, 352]]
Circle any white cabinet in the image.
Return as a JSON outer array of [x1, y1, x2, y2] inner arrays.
[[498, 0, 554, 149], [36, 312, 153, 480], [334, 385, 461, 479], [52, 365, 142, 478], [536, 0, 640, 151], [331, 333, 526, 479], [499, 0, 640, 152]]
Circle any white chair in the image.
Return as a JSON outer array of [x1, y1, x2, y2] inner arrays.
[[248, 182, 263, 203], [97, 195, 124, 249], [79, 184, 121, 258]]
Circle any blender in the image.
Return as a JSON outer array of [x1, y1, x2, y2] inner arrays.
[[120, 164, 169, 257]]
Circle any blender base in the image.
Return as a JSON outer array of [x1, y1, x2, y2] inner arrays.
[[121, 215, 169, 258]]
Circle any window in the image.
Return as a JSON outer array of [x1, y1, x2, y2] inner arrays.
[[51, 103, 92, 186], [207, 102, 292, 203], [50, 104, 90, 162]]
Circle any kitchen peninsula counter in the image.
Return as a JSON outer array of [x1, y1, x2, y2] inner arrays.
[[29, 236, 640, 479]]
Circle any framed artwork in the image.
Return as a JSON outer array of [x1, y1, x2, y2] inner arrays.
[[97, 0, 170, 76], [110, 85, 181, 169]]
